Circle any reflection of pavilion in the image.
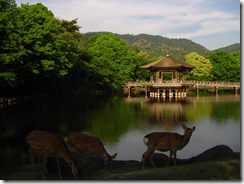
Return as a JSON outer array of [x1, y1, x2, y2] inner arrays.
[[124, 97, 192, 131], [127, 54, 195, 98]]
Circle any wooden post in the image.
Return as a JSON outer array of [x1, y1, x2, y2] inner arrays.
[[162, 89, 165, 98], [215, 86, 218, 96], [128, 86, 131, 97], [157, 88, 160, 97], [196, 86, 199, 96], [234, 87, 238, 95], [145, 87, 148, 98], [150, 71, 153, 82]]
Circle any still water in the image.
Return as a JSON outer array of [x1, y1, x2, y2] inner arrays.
[[0, 95, 240, 174]]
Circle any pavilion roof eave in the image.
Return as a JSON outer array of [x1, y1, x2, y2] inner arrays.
[[140, 55, 195, 71]]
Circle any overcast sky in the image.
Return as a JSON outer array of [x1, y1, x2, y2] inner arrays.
[[15, 0, 240, 50]]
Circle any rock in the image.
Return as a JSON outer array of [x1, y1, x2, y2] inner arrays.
[[188, 145, 236, 163], [47, 151, 105, 175], [142, 145, 238, 167], [77, 151, 105, 173]]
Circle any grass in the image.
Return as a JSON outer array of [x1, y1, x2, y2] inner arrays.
[[1, 159, 240, 181]]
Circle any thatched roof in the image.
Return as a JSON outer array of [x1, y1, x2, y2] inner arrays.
[[141, 54, 195, 71]]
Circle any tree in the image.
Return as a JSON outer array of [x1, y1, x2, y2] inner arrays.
[[57, 18, 90, 89], [185, 52, 212, 81], [0, 2, 73, 91], [207, 51, 240, 82], [0, 0, 17, 87], [85, 32, 139, 92]]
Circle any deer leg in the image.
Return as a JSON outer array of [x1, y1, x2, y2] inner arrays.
[[56, 158, 63, 179], [167, 150, 173, 167], [149, 152, 156, 168], [42, 154, 49, 180], [173, 151, 177, 167], [141, 152, 147, 169], [141, 148, 155, 169], [29, 152, 36, 174]]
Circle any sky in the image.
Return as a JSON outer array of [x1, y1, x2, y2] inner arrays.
[[15, 0, 241, 50]]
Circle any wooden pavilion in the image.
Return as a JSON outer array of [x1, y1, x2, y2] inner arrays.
[[140, 54, 195, 98]]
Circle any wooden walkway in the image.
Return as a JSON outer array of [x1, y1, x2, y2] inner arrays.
[[126, 81, 240, 88], [125, 80, 240, 97]]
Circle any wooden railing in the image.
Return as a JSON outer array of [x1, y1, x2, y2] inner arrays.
[[125, 80, 240, 88]]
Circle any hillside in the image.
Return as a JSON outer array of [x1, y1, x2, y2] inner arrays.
[[83, 32, 239, 61], [214, 43, 240, 52], [118, 33, 210, 60]]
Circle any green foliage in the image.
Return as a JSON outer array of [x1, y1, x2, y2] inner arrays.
[[85, 32, 140, 92], [185, 52, 212, 81], [0, 1, 73, 90], [207, 51, 240, 82]]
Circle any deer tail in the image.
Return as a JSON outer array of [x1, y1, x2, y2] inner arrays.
[[143, 135, 149, 145]]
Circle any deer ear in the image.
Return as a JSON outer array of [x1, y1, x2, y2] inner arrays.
[[111, 153, 117, 160], [182, 124, 186, 129]]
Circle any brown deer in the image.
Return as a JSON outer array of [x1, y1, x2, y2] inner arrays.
[[65, 132, 117, 166], [25, 130, 81, 179], [142, 124, 196, 168]]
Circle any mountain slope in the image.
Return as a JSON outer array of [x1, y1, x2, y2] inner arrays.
[[214, 43, 240, 52], [117, 33, 210, 60], [83, 32, 239, 61]]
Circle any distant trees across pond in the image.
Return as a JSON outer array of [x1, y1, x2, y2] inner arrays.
[[0, 0, 240, 97]]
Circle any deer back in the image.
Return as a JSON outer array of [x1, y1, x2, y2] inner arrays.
[[144, 132, 183, 151], [66, 132, 117, 163], [144, 125, 195, 151], [66, 133, 107, 154]]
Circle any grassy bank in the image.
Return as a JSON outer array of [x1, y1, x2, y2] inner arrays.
[[84, 159, 240, 180], [2, 158, 240, 180]]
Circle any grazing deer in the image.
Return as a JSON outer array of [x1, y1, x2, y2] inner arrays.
[[25, 130, 81, 179], [142, 124, 196, 168], [65, 132, 117, 166]]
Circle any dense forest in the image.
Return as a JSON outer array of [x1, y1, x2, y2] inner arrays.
[[0, 0, 240, 97]]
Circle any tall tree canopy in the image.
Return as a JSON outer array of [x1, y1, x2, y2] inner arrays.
[[85, 32, 140, 92], [185, 52, 212, 81], [207, 50, 240, 82], [0, 2, 73, 90]]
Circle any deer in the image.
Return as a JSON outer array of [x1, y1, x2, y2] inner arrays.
[[141, 124, 196, 168], [25, 130, 81, 180], [65, 132, 117, 166]]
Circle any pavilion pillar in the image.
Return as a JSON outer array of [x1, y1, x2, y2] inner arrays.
[[128, 86, 131, 97], [156, 71, 160, 81], [150, 71, 153, 82], [145, 87, 148, 98], [234, 87, 238, 95], [162, 89, 166, 97], [215, 86, 218, 96], [196, 86, 199, 96], [182, 74, 186, 81], [178, 89, 181, 97]]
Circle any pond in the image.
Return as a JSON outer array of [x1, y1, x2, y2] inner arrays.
[[0, 94, 240, 176]]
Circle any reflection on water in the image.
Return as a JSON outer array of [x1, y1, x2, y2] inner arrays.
[[0, 95, 240, 175], [125, 97, 191, 131]]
